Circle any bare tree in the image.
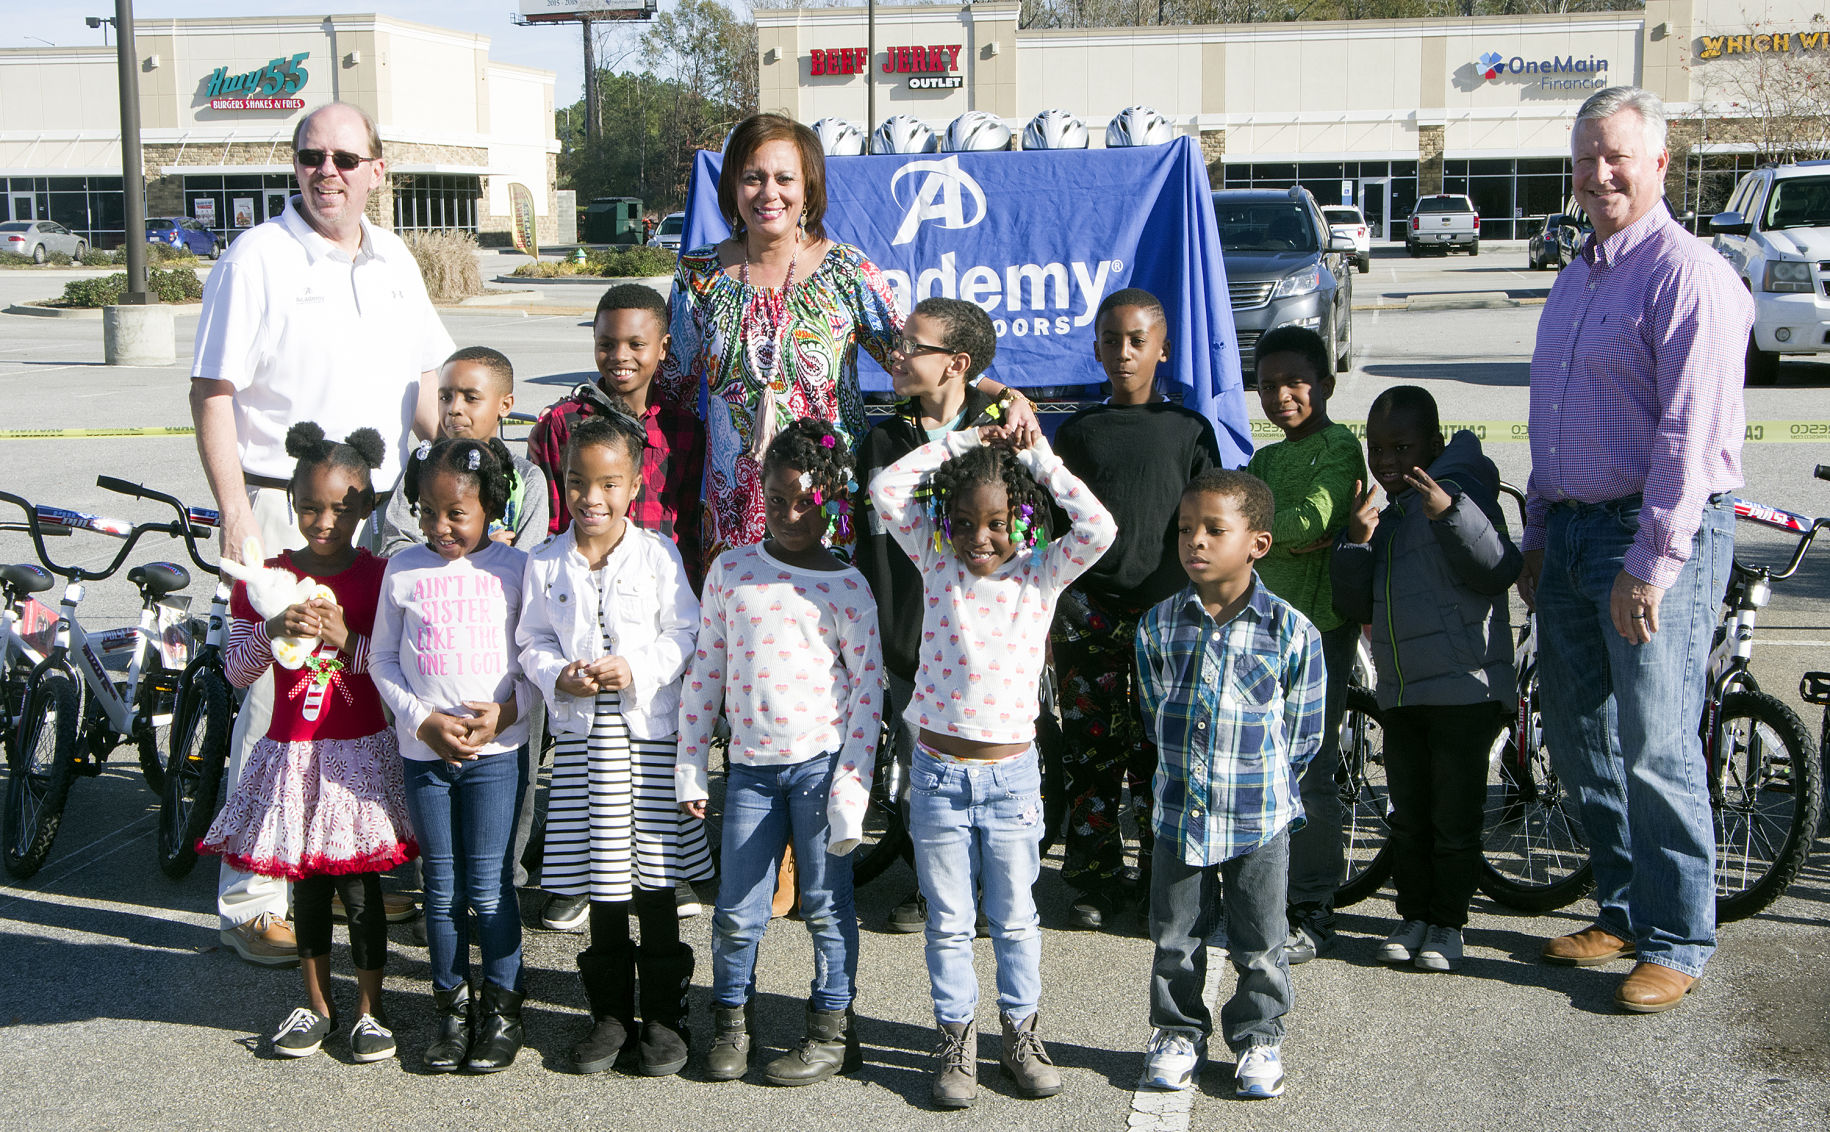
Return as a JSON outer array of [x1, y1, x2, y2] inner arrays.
[[1695, 13, 1830, 162]]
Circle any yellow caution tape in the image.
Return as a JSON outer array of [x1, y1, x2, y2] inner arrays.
[[0, 426, 199, 439]]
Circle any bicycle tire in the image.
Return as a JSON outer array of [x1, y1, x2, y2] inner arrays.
[[3, 669, 81, 878], [1712, 689, 1823, 921], [1479, 666, 1594, 912], [1334, 686, 1393, 907], [157, 668, 232, 880], [134, 659, 175, 796]]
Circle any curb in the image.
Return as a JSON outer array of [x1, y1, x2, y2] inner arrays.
[[1352, 294, 1546, 312], [5, 302, 203, 320], [489, 274, 672, 292]]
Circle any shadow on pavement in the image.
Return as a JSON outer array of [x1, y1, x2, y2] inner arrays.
[[1360, 361, 1532, 388]]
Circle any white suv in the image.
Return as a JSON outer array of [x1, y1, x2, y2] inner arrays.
[[1709, 160, 1830, 385]]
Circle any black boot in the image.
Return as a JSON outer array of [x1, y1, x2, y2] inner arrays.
[[465, 983, 524, 1073], [636, 943, 694, 1076], [423, 985, 471, 1073], [703, 1002, 753, 1081], [762, 1002, 862, 1087], [570, 942, 636, 1074]]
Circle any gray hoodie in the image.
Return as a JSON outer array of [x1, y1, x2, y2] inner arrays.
[[1330, 430, 1520, 710]]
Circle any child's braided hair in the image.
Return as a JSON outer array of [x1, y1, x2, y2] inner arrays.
[[403, 436, 516, 525], [761, 416, 860, 546], [924, 440, 1052, 553], [285, 422, 384, 499]]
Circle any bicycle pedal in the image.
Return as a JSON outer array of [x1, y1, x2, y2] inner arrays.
[[1800, 672, 1830, 706]]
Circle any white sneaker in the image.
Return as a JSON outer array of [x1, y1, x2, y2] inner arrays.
[[1141, 1028, 1206, 1091], [1414, 925, 1464, 972], [1234, 1044, 1285, 1099], [1378, 919, 1429, 964]]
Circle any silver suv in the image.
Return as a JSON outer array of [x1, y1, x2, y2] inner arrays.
[[1212, 187, 1356, 379], [1710, 160, 1830, 385]]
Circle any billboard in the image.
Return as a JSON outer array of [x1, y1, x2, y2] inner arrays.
[[518, 0, 657, 20]]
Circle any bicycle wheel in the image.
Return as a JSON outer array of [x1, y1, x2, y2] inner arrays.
[[1334, 687, 1393, 907], [157, 668, 232, 880], [850, 719, 912, 887], [1479, 667, 1593, 912], [3, 669, 81, 878], [1712, 690, 1822, 921], [134, 660, 178, 796]]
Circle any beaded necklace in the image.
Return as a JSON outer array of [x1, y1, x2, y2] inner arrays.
[[739, 238, 800, 459]]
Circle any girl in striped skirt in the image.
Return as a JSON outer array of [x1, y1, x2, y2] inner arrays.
[[519, 413, 710, 1077]]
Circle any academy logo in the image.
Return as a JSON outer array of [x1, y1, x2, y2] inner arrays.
[[1478, 51, 1504, 80], [889, 156, 988, 246]]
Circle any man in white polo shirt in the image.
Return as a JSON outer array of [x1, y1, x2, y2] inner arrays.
[[189, 101, 453, 966]]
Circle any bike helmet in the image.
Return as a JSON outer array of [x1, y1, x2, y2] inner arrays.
[[870, 115, 938, 155], [1104, 105, 1175, 148], [942, 111, 1012, 153], [811, 116, 867, 157], [1021, 109, 1090, 151]]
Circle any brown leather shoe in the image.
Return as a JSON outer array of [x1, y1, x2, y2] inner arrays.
[[1615, 962, 1699, 1013], [1541, 927, 1635, 967]]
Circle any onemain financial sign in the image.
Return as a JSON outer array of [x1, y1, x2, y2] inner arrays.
[[1476, 50, 1608, 91]]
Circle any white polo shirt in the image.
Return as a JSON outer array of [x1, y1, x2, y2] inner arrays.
[[191, 198, 455, 486]]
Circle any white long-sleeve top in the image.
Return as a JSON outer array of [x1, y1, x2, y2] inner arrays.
[[370, 542, 534, 761], [675, 543, 884, 855], [517, 523, 698, 740], [869, 430, 1116, 745]]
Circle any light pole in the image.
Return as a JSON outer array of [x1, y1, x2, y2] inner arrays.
[[866, 0, 876, 138], [112, 0, 146, 304], [86, 15, 114, 47]]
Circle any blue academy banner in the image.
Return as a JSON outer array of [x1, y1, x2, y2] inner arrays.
[[680, 138, 1252, 465]]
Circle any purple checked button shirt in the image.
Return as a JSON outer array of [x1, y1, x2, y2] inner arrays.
[[1523, 207, 1753, 589]]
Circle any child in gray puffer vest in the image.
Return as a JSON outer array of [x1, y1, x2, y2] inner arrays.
[[1331, 385, 1520, 974]]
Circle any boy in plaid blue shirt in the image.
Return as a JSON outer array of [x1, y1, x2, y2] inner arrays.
[[1133, 470, 1324, 1099]]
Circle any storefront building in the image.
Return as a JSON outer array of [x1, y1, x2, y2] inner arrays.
[[0, 14, 558, 249], [758, 0, 1822, 240]]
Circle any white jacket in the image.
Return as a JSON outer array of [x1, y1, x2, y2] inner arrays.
[[517, 524, 698, 740]]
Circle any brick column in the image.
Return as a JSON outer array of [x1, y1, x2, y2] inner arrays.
[[1418, 125, 1446, 195], [1200, 129, 1226, 184]]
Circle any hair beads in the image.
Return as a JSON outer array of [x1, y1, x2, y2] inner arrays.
[[761, 416, 859, 549]]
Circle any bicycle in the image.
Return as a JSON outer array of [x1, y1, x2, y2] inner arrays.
[[0, 484, 205, 878], [1333, 643, 1391, 907], [1477, 481, 1828, 921]]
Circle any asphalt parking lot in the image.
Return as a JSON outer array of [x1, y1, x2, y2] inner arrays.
[[1, 247, 1827, 1131]]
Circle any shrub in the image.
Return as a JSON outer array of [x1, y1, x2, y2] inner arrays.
[[143, 242, 198, 265], [0, 251, 32, 267], [404, 229, 483, 303], [81, 248, 118, 267], [46, 251, 72, 266], [508, 246, 678, 279], [56, 266, 204, 308]]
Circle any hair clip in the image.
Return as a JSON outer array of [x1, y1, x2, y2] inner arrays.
[[798, 470, 812, 491], [819, 434, 836, 449], [415, 441, 432, 461], [810, 488, 824, 506], [845, 477, 859, 494], [466, 449, 482, 471]]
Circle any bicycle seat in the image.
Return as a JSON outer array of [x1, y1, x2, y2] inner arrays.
[[0, 563, 53, 595], [1802, 672, 1830, 706], [128, 561, 190, 601]]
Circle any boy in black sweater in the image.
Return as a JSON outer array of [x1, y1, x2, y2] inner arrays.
[[854, 296, 1010, 931], [1051, 288, 1223, 930]]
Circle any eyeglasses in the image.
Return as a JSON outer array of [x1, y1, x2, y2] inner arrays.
[[295, 148, 375, 172], [892, 336, 957, 358]]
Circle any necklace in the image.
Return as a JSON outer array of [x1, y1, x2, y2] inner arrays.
[[739, 238, 799, 460]]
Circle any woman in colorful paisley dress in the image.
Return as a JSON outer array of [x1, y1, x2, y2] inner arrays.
[[657, 113, 1038, 564]]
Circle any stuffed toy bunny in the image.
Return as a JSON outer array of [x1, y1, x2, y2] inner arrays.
[[217, 537, 334, 669]]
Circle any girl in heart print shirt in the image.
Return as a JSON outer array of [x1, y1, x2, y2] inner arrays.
[[676, 418, 883, 1085], [868, 423, 1115, 1107]]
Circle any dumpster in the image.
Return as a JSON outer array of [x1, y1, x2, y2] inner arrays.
[[582, 196, 643, 245]]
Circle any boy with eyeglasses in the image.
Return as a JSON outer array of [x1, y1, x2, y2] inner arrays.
[[853, 297, 1013, 933]]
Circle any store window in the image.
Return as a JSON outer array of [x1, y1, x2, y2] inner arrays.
[[182, 173, 297, 245], [3, 176, 125, 248], [394, 175, 481, 234]]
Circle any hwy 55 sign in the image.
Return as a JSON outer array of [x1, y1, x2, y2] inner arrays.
[[202, 52, 311, 110]]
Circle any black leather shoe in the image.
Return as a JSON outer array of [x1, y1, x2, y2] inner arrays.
[[465, 983, 524, 1073], [423, 985, 471, 1073]]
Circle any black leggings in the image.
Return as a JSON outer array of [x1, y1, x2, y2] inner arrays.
[[294, 872, 387, 970], [589, 887, 677, 949]]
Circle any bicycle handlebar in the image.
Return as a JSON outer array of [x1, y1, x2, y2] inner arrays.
[[1816, 465, 1830, 483], [94, 476, 221, 577], [0, 489, 193, 584]]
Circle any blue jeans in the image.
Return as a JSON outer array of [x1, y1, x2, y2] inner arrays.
[[1149, 829, 1292, 1052], [1537, 496, 1731, 977], [403, 749, 529, 992], [909, 745, 1044, 1025], [711, 757, 858, 1011]]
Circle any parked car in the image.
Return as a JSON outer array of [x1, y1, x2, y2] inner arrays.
[[648, 211, 685, 253], [1710, 159, 1830, 385], [1321, 205, 1372, 273], [1212, 186, 1356, 379], [1, 220, 86, 262], [146, 216, 221, 259], [1406, 194, 1480, 256], [1527, 213, 1589, 270]]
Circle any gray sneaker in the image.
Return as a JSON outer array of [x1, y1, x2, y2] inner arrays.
[[1414, 925, 1464, 972], [349, 1013, 397, 1062], [675, 882, 703, 919], [1378, 919, 1429, 964], [272, 1006, 335, 1058]]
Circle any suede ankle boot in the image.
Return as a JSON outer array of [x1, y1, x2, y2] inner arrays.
[[570, 943, 636, 1074], [931, 1020, 977, 1109], [636, 943, 694, 1076], [999, 1011, 1062, 1098]]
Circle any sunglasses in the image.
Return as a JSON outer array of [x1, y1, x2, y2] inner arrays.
[[295, 148, 375, 172], [892, 337, 957, 358]]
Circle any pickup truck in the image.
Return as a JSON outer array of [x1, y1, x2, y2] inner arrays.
[[1709, 160, 1830, 386], [1406, 194, 1480, 257]]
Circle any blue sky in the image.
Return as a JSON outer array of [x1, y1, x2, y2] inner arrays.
[[0, 1, 672, 105]]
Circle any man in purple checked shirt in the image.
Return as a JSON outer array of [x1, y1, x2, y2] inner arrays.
[[1519, 86, 1753, 1014]]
